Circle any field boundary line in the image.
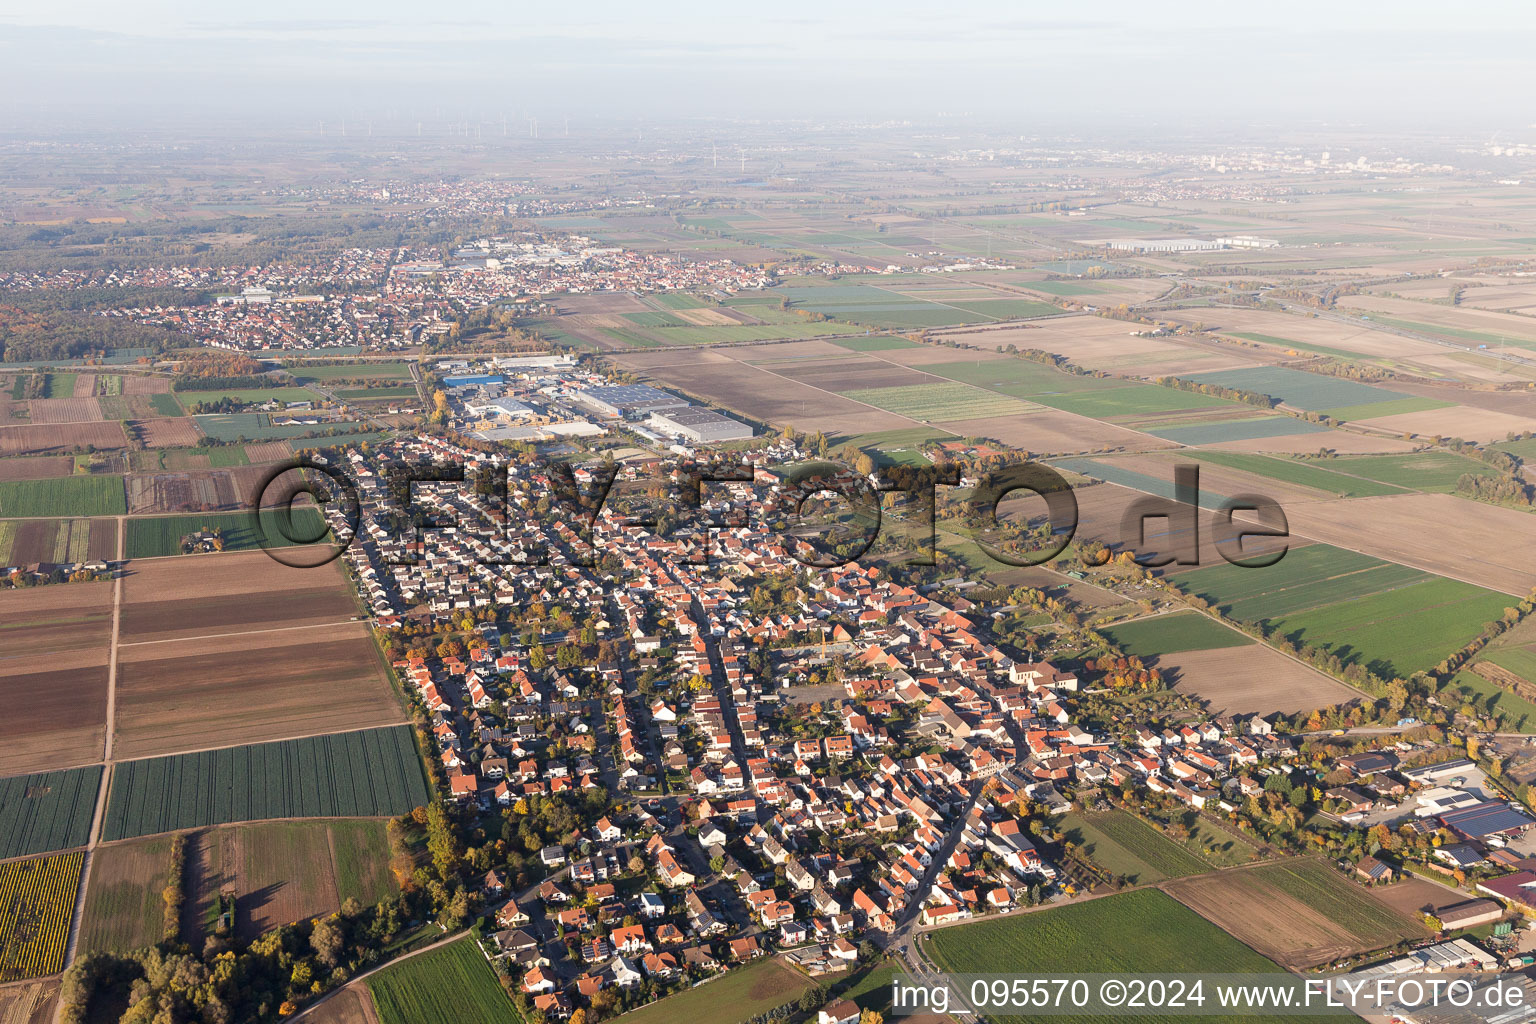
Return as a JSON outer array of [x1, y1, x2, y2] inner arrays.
[[116, 618, 367, 648], [59, 516, 124, 981]]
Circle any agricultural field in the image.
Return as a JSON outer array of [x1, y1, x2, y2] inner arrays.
[[124, 465, 275, 514], [286, 363, 410, 382], [335, 387, 416, 401], [1056, 810, 1210, 884], [0, 517, 116, 566], [175, 387, 322, 407], [830, 336, 920, 351], [0, 584, 113, 774], [123, 507, 328, 558], [841, 381, 1032, 421], [926, 889, 1316, 1024], [1485, 644, 1536, 684], [114, 626, 403, 759], [364, 936, 523, 1024], [1180, 366, 1450, 419], [0, 980, 59, 1024], [133, 446, 249, 471], [327, 820, 395, 906], [1175, 544, 1514, 678], [1161, 859, 1426, 969], [114, 552, 401, 758], [1160, 644, 1365, 716], [1281, 494, 1536, 598], [0, 422, 128, 457], [0, 767, 102, 860], [0, 852, 83, 982], [101, 725, 430, 841], [118, 550, 361, 642], [1181, 451, 1406, 498], [611, 955, 815, 1024], [1029, 383, 1236, 421], [148, 394, 183, 416], [1322, 452, 1498, 493], [131, 417, 204, 449], [0, 457, 77, 481], [1101, 612, 1255, 657], [79, 835, 173, 954], [304, 987, 377, 1024], [183, 820, 395, 942], [1142, 416, 1335, 446], [0, 476, 125, 518], [193, 413, 369, 443], [779, 282, 1061, 329]]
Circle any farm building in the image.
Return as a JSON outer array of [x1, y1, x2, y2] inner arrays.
[[1478, 871, 1536, 912], [648, 407, 753, 443], [1439, 801, 1536, 841], [1436, 899, 1503, 931]]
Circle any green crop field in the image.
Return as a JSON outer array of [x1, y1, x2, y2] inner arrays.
[[124, 507, 328, 558], [945, 298, 1062, 319], [176, 387, 322, 407], [1486, 645, 1536, 683], [1182, 366, 1419, 412], [0, 766, 102, 859], [148, 393, 184, 416], [1182, 451, 1405, 497], [1030, 384, 1236, 419], [366, 937, 522, 1024], [612, 955, 816, 1024], [653, 292, 707, 310], [926, 890, 1310, 1024], [327, 820, 395, 906], [335, 387, 417, 401], [1269, 578, 1515, 678], [1101, 612, 1255, 656], [41, 373, 77, 399], [1176, 545, 1512, 678], [1143, 416, 1332, 445], [1321, 397, 1453, 421], [287, 363, 410, 382], [623, 311, 692, 327], [1057, 811, 1210, 884], [1493, 438, 1536, 461], [842, 382, 1032, 421], [0, 476, 126, 518], [830, 336, 919, 351], [1028, 280, 1102, 296], [1051, 458, 1231, 510], [1326, 452, 1497, 492], [102, 726, 429, 840], [194, 413, 370, 442]]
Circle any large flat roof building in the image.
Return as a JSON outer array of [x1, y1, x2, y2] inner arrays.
[[648, 407, 754, 443], [575, 385, 690, 419]]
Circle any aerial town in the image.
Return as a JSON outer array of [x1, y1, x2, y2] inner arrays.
[[5, 11, 1536, 1023]]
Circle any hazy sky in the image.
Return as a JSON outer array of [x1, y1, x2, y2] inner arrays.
[[2, 0, 1534, 130]]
